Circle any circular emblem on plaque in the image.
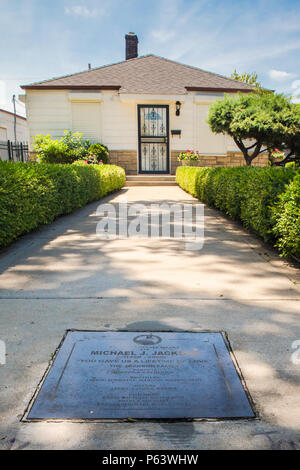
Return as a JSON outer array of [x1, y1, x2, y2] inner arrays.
[[133, 334, 162, 345]]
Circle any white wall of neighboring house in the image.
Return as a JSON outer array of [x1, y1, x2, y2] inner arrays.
[[0, 109, 29, 142], [0, 109, 29, 160], [24, 89, 240, 156]]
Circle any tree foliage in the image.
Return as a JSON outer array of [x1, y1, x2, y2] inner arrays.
[[208, 93, 300, 166], [230, 70, 261, 89], [277, 103, 300, 166]]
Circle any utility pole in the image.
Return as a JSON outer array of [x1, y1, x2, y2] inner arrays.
[[12, 94, 17, 143]]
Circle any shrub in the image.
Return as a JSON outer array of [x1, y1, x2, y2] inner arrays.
[[88, 143, 109, 163], [272, 174, 300, 258], [72, 156, 100, 165], [33, 135, 71, 164], [72, 159, 89, 166], [61, 130, 90, 161], [61, 130, 90, 151], [238, 167, 296, 241], [286, 161, 300, 169], [33, 131, 109, 164], [0, 161, 125, 248], [176, 166, 299, 257], [33, 131, 90, 164]]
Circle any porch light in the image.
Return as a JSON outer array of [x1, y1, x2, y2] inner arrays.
[[175, 101, 181, 116]]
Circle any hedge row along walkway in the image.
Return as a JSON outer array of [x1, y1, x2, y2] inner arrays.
[[0, 161, 126, 249], [0, 185, 300, 450], [176, 166, 300, 259]]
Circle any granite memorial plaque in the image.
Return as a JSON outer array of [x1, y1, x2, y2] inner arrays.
[[26, 331, 255, 420]]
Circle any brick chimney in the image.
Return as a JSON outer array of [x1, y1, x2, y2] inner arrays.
[[125, 32, 138, 60]]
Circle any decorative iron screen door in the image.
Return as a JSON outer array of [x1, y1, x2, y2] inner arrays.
[[138, 105, 169, 173]]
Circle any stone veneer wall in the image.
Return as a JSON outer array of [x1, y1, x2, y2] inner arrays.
[[109, 150, 137, 174], [170, 151, 268, 175], [30, 149, 268, 174], [109, 150, 268, 174]]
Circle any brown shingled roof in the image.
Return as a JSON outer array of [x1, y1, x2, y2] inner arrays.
[[22, 55, 253, 94]]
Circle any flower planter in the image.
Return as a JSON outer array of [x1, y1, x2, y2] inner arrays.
[[181, 160, 199, 166]]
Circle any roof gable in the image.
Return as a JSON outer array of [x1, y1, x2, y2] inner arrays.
[[22, 55, 253, 94]]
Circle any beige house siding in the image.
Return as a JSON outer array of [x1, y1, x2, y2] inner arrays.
[[25, 90, 71, 139], [24, 89, 266, 172], [195, 104, 227, 154], [100, 96, 137, 150], [71, 102, 101, 141]]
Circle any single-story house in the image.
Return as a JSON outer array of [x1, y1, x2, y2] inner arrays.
[[21, 33, 267, 174]]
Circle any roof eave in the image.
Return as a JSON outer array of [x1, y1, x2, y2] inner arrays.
[[185, 86, 253, 93], [21, 85, 121, 91], [0, 108, 27, 120]]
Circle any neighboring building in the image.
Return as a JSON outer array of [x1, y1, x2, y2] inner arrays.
[[21, 33, 267, 174], [0, 108, 29, 158], [0, 108, 28, 142]]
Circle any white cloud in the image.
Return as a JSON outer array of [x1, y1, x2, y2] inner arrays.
[[146, 0, 212, 60], [151, 30, 176, 43], [291, 80, 300, 89], [145, 0, 300, 80], [64, 6, 103, 18], [291, 92, 300, 103], [291, 80, 300, 103], [269, 69, 296, 81]]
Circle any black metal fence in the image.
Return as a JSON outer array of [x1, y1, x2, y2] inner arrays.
[[0, 140, 29, 162]]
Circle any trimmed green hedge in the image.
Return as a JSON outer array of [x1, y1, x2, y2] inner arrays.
[[176, 166, 300, 258], [272, 174, 300, 258], [0, 162, 125, 248]]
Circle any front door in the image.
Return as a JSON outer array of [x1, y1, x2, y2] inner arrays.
[[138, 105, 169, 173]]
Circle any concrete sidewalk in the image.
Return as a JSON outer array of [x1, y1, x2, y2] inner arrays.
[[0, 186, 299, 450]]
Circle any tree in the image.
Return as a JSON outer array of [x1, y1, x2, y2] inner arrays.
[[230, 70, 272, 96], [208, 93, 300, 166], [230, 70, 261, 88], [276, 103, 300, 166]]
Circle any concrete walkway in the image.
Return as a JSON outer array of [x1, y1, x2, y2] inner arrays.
[[0, 186, 299, 450]]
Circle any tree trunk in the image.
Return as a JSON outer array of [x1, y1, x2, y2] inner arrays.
[[233, 137, 262, 166], [268, 150, 275, 166]]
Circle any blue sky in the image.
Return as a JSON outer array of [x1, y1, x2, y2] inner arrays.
[[1, 0, 300, 116]]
